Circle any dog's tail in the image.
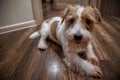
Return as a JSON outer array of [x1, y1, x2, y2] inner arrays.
[[29, 30, 41, 39]]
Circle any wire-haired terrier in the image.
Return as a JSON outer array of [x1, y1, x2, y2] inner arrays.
[[29, 5, 103, 78]]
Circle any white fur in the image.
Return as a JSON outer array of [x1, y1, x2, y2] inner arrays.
[[29, 6, 102, 77]]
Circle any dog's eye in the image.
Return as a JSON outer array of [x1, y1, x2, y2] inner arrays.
[[86, 18, 91, 25], [69, 18, 75, 24]]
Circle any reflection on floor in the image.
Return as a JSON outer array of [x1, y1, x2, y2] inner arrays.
[[0, 2, 120, 80]]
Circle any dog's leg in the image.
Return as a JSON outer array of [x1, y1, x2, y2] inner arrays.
[[86, 43, 99, 65], [38, 24, 49, 49], [64, 52, 102, 77]]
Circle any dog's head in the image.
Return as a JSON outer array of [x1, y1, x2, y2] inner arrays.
[[61, 5, 101, 53]]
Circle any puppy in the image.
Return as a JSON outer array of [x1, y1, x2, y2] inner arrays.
[[29, 5, 103, 77]]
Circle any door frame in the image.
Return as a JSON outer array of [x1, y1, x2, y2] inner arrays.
[[31, 0, 43, 25]]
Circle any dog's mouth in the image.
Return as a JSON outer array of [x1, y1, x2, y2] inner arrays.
[[77, 51, 86, 59], [75, 41, 81, 44], [74, 39, 87, 44]]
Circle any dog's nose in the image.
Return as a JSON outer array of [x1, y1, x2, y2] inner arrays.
[[74, 34, 83, 41]]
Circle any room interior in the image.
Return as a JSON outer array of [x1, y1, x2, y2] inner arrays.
[[0, 0, 120, 80]]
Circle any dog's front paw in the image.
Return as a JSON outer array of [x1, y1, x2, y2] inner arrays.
[[87, 56, 99, 65], [89, 66, 103, 78]]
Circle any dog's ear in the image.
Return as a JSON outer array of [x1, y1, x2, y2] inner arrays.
[[61, 6, 76, 24], [82, 6, 102, 32], [90, 5, 102, 23]]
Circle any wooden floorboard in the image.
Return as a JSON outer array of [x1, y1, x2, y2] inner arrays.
[[0, 3, 120, 80], [0, 17, 120, 80]]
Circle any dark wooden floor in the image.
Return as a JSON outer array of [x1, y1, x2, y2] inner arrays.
[[0, 2, 120, 80]]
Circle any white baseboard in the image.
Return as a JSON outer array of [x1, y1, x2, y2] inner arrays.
[[0, 20, 36, 34]]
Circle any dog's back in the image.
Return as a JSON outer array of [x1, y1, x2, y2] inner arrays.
[[29, 17, 62, 40]]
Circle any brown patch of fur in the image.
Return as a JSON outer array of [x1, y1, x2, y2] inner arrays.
[[65, 14, 78, 28], [81, 6, 101, 32], [81, 15, 94, 32], [62, 6, 79, 31], [50, 21, 59, 41], [61, 6, 77, 24]]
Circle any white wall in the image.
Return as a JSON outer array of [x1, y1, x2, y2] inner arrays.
[[0, 0, 34, 27]]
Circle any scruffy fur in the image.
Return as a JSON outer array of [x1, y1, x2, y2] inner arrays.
[[29, 5, 103, 77]]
